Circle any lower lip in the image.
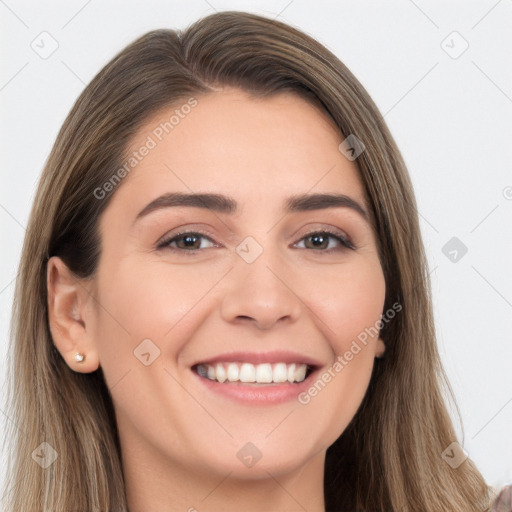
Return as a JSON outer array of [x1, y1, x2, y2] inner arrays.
[[191, 367, 319, 405]]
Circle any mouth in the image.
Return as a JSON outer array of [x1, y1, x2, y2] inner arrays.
[[189, 350, 323, 404], [192, 361, 317, 385]]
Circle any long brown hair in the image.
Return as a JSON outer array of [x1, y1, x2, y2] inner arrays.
[[3, 10, 495, 511]]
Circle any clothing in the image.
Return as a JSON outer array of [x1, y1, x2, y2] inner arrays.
[[491, 484, 512, 512]]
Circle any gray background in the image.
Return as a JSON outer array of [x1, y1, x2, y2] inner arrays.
[[1, 0, 511, 497]]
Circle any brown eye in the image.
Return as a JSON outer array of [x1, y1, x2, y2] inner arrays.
[[157, 231, 217, 253], [174, 233, 202, 250], [296, 231, 355, 251], [304, 233, 329, 250]]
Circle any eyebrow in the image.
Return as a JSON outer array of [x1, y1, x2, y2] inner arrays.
[[133, 192, 369, 224]]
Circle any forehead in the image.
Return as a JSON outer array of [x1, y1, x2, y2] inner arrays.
[[105, 88, 367, 218]]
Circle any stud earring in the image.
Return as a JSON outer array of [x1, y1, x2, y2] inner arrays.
[[75, 352, 86, 363]]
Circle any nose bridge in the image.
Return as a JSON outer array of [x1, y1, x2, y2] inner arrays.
[[220, 234, 302, 329], [238, 238, 286, 291]]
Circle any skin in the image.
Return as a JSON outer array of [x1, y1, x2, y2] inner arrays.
[[47, 87, 386, 512]]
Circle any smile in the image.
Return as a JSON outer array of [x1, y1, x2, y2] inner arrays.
[[194, 362, 312, 384], [190, 350, 323, 404]]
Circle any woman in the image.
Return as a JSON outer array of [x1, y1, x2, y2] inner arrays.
[[3, 10, 506, 512]]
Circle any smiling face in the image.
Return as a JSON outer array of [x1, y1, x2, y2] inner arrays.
[[55, 87, 386, 490]]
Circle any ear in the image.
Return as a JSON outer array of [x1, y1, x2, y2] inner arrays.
[[375, 337, 386, 359], [46, 256, 100, 373]]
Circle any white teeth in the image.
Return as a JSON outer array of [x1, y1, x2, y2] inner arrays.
[[255, 363, 273, 383], [215, 363, 227, 383], [287, 363, 296, 383], [294, 364, 307, 383], [239, 363, 256, 382], [197, 362, 310, 384], [227, 363, 239, 382], [272, 363, 288, 383]]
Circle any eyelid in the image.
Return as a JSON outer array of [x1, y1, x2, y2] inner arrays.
[[294, 220, 355, 241], [156, 227, 219, 249], [156, 223, 357, 254], [293, 225, 356, 251]]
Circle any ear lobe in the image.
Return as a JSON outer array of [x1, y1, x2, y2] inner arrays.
[[375, 337, 386, 359], [46, 256, 100, 373]]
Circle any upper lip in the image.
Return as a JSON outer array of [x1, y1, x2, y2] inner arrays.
[[191, 350, 323, 368]]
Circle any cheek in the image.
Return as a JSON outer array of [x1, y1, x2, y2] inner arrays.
[[294, 258, 385, 430], [298, 259, 386, 352], [92, 259, 223, 364]]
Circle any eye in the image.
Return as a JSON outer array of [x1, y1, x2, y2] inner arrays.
[[294, 230, 355, 251], [156, 228, 356, 255], [157, 231, 217, 253]]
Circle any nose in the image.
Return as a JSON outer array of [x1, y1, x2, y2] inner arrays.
[[220, 247, 302, 330]]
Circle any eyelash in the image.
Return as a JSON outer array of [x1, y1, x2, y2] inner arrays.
[[156, 228, 356, 255]]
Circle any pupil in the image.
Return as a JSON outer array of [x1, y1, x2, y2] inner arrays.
[[183, 235, 197, 247], [311, 234, 326, 248]]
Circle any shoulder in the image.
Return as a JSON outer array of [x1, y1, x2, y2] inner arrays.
[[491, 484, 512, 512]]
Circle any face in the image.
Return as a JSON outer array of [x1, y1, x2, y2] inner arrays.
[[74, 88, 385, 480]]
